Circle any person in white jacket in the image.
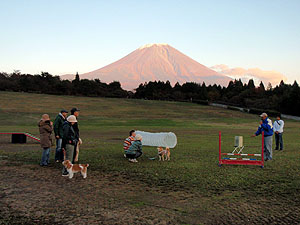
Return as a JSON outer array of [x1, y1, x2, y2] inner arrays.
[[273, 115, 284, 151]]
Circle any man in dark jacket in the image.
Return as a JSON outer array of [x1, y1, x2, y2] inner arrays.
[[53, 109, 68, 162], [71, 108, 80, 138], [71, 108, 80, 162]]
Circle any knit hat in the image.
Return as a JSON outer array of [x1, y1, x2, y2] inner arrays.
[[67, 115, 77, 123], [41, 114, 50, 121], [135, 134, 142, 141]]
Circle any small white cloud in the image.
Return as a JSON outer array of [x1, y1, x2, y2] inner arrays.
[[211, 64, 287, 86]]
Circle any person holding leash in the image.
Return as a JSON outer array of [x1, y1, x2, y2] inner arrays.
[[70, 108, 81, 162], [62, 115, 78, 176]]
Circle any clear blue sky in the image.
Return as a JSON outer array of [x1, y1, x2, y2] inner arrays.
[[1, 0, 299, 83]]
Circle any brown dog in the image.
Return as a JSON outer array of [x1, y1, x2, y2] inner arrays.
[[62, 160, 89, 179], [157, 147, 170, 161]]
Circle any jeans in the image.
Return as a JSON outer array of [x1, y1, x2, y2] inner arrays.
[[40, 147, 50, 166], [55, 138, 63, 161], [126, 151, 142, 159], [62, 144, 74, 173], [72, 141, 78, 163], [275, 133, 283, 150], [264, 136, 273, 161]]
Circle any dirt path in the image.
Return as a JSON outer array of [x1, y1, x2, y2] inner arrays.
[[1, 157, 299, 224], [0, 160, 206, 224]]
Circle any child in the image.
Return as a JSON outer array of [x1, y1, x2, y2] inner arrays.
[[123, 130, 136, 157], [125, 134, 143, 163], [38, 114, 53, 166]]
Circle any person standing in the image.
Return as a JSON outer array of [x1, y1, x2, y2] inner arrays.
[[38, 114, 53, 166], [62, 115, 77, 176], [123, 130, 136, 157], [273, 115, 284, 151], [53, 109, 68, 162], [70, 108, 81, 162], [251, 113, 274, 161]]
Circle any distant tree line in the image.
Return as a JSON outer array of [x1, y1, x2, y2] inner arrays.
[[135, 79, 300, 116], [1, 71, 300, 116], [0, 71, 128, 98]]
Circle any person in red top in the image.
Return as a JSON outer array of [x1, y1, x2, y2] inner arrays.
[[123, 130, 136, 157]]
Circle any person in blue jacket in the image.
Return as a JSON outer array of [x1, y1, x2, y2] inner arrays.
[[251, 113, 274, 161]]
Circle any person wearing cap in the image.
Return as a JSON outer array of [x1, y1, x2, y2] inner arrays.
[[273, 115, 284, 151], [125, 134, 143, 163], [61, 115, 78, 176], [38, 114, 53, 166], [70, 108, 80, 138], [251, 113, 274, 161], [53, 109, 68, 162], [71, 108, 80, 162]]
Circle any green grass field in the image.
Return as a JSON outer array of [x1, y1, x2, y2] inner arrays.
[[1, 91, 300, 224]]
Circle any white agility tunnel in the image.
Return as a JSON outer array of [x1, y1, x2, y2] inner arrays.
[[135, 130, 177, 148]]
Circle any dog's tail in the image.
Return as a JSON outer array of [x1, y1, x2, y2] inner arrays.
[[86, 164, 89, 167]]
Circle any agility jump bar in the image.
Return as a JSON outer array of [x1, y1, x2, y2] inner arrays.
[[223, 158, 259, 161], [218, 131, 264, 168], [221, 153, 261, 156], [0, 132, 40, 142]]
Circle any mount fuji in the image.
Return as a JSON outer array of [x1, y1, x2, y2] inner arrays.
[[61, 44, 231, 90]]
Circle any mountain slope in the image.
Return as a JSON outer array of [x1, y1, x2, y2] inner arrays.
[[62, 44, 231, 90]]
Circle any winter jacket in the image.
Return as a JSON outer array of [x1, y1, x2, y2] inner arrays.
[[62, 121, 77, 148], [125, 140, 142, 155], [38, 120, 53, 148], [71, 113, 80, 140], [273, 120, 284, 133], [255, 117, 274, 137], [53, 113, 66, 138], [72, 122, 80, 140]]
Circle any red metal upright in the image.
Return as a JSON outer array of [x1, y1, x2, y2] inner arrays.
[[219, 131, 221, 164], [261, 132, 264, 168]]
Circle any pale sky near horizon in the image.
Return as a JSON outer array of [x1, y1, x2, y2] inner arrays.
[[0, 0, 299, 84]]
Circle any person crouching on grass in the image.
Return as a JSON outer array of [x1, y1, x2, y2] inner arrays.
[[62, 115, 78, 176], [123, 130, 136, 158], [125, 134, 143, 163], [251, 113, 274, 161], [38, 114, 53, 166]]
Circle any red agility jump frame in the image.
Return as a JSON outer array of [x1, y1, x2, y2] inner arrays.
[[0, 132, 40, 142], [218, 131, 264, 168]]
